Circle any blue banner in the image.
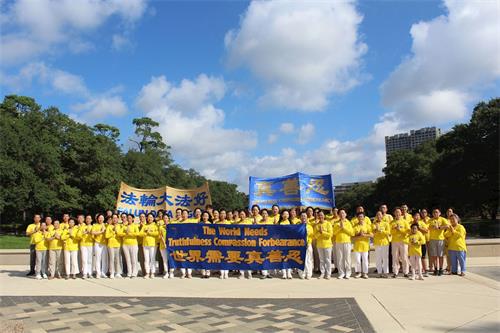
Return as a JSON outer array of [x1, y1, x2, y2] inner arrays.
[[166, 224, 306, 270], [249, 172, 335, 209]]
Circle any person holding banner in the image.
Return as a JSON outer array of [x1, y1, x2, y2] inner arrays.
[[315, 211, 333, 279], [200, 211, 213, 278], [119, 214, 139, 278], [259, 209, 274, 279], [279, 210, 293, 279], [158, 215, 171, 279], [216, 210, 232, 279], [271, 205, 280, 224], [141, 213, 159, 279], [299, 212, 314, 279], [333, 210, 354, 279], [237, 210, 253, 279], [92, 214, 107, 278]]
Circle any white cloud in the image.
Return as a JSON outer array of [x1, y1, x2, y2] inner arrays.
[[0, 0, 148, 65], [297, 123, 315, 145], [267, 133, 278, 144], [279, 122, 295, 134], [72, 96, 128, 119], [225, 0, 367, 111], [112, 34, 132, 51], [136, 75, 258, 180], [380, 0, 500, 127]]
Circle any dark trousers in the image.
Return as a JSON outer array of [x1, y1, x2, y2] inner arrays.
[[120, 247, 128, 275], [157, 246, 164, 274], [138, 245, 146, 276], [388, 243, 393, 273], [29, 244, 36, 274]]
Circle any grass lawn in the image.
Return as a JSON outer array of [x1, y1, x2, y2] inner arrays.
[[0, 235, 30, 249]]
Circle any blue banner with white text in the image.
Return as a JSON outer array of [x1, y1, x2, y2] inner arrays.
[[166, 224, 306, 270], [249, 172, 335, 209]]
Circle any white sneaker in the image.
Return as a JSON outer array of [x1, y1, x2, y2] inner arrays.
[[337, 275, 345, 279], [150, 273, 154, 279], [115, 274, 122, 278], [299, 275, 305, 280], [42, 274, 48, 279], [35, 275, 42, 280], [168, 273, 174, 279], [362, 274, 369, 279], [354, 273, 361, 279], [109, 275, 115, 279], [187, 274, 192, 279], [144, 275, 149, 279], [163, 273, 168, 279]]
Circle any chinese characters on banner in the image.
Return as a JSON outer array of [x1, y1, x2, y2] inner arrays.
[[249, 172, 335, 209], [115, 182, 212, 218], [167, 224, 306, 270]]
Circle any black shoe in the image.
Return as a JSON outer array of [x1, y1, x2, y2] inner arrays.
[[332, 268, 338, 274], [438, 269, 443, 276], [403, 274, 409, 278], [26, 272, 35, 276], [266, 275, 273, 279], [434, 269, 438, 276], [260, 276, 267, 280]]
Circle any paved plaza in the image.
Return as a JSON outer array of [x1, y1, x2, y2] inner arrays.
[[1, 257, 499, 333]]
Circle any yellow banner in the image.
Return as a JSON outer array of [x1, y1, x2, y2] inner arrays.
[[115, 182, 212, 218]]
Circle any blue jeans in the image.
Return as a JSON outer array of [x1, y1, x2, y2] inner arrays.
[[449, 250, 466, 273]]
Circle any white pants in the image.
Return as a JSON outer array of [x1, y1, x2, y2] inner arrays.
[[281, 268, 292, 278], [392, 242, 409, 275], [35, 250, 47, 276], [354, 251, 369, 274], [122, 245, 138, 277], [299, 244, 314, 278], [375, 245, 389, 274], [108, 247, 121, 276], [331, 243, 338, 269], [409, 255, 423, 278], [80, 246, 93, 276], [261, 269, 269, 276], [101, 245, 108, 275], [181, 268, 192, 276], [94, 243, 106, 276], [159, 248, 169, 273], [143, 246, 156, 274], [64, 250, 79, 275], [318, 247, 332, 277], [335, 243, 352, 278], [220, 270, 229, 278]]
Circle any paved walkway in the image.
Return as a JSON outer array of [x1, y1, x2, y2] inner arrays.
[[1, 256, 499, 333]]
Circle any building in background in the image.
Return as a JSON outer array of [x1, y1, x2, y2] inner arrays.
[[385, 126, 441, 159], [335, 181, 374, 195]]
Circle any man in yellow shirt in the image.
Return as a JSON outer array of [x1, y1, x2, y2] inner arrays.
[[428, 208, 449, 276], [119, 214, 140, 278], [401, 204, 413, 224], [62, 218, 80, 279], [78, 215, 94, 279], [92, 214, 107, 278], [380, 205, 393, 223], [372, 211, 391, 278], [390, 208, 410, 278], [353, 213, 373, 279], [106, 214, 123, 279], [315, 211, 334, 279], [47, 221, 64, 279], [350, 206, 371, 227], [141, 213, 159, 279], [299, 212, 315, 279], [26, 213, 42, 276], [332, 209, 354, 279], [33, 222, 49, 279]]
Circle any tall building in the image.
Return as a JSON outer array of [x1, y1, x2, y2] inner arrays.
[[335, 181, 374, 195], [385, 126, 441, 159]]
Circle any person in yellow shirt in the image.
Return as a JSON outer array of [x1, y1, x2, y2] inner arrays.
[[158, 214, 171, 279], [77, 215, 94, 279], [47, 221, 64, 279], [412, 212, 429, 277], [299, 212, 314, 279], [350, 206, 372, 227], [193, 208, 202, 222], [353, 213, 373, 279], [106, 214, 123, 279], [62, 218, 80, 279], [372, 211, 391, 278], [258, 209, 274, 279], [277, 210, 293, 279], [92, 214, 107, 278], [26, 213, 42, 276], [333, 209, 354, 279], [215, 210, 232, 279], [118, 214, 139, 278], [290, 208, 301, 225], [390, 208, 410, 278], [60, 213, 70, 231], [401, 204, 412, 223], [236, 210, 254, 279], [420, 209, 431, 276], [250, 205, 262, 224], [33, 222, 49, 279], [270, 204, 280, 224], [428, 208, 449, 276], [380, 205, 393, 223], [445, 214, 467, 276], [315, 211, 333, 279], [45, 216, 54, 231], [408, 223, 426, 280], [141, 213, 159, 279]]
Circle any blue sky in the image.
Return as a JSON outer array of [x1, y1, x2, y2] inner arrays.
[[1, 0, 499, 191]]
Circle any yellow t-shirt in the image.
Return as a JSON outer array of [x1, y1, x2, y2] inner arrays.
[[250, 214, 262, 224], [381, 214, 393, 224], [257, 218, 274, 225], [408, 231, 426, 256], [372, 221, 391, 246], [119, 223, 139, 246], [279, 219, 290, 225], [158, 225, 167, 250], [92, 224, 107, 245], [47, 229, 64, 250], [421, 217, 431, 242], [390, 219, 410, 243], [353, 224, 371, 252], [141, 223, 159, 247], [306, 223, 314, 245], [429, 217, 449, 240], [78, 225, 94, 247], [62, 228, 79, 251], [26, 223, 41, 244], [314, 222, 333, 248], [445, 224, 467, 252], [105, 225, 121, 248], [350, 216, 372, 227], [291, 217, 301, 225], [60, 222, 69, 231], [33, 231, 48, 251], [270, 214, 280, 224], [238, 218, 254, 225], [215, 219, 232, 225], [402, 213, 413, 224], [332, 220, 354, 244]]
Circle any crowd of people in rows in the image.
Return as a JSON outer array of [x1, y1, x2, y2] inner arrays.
[[25, 204, 467, 281]]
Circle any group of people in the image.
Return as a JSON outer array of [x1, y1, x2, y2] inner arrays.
[[25, 204, 467, 281]]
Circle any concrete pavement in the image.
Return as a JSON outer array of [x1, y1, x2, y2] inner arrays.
[[1, 256, 500, 332]]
